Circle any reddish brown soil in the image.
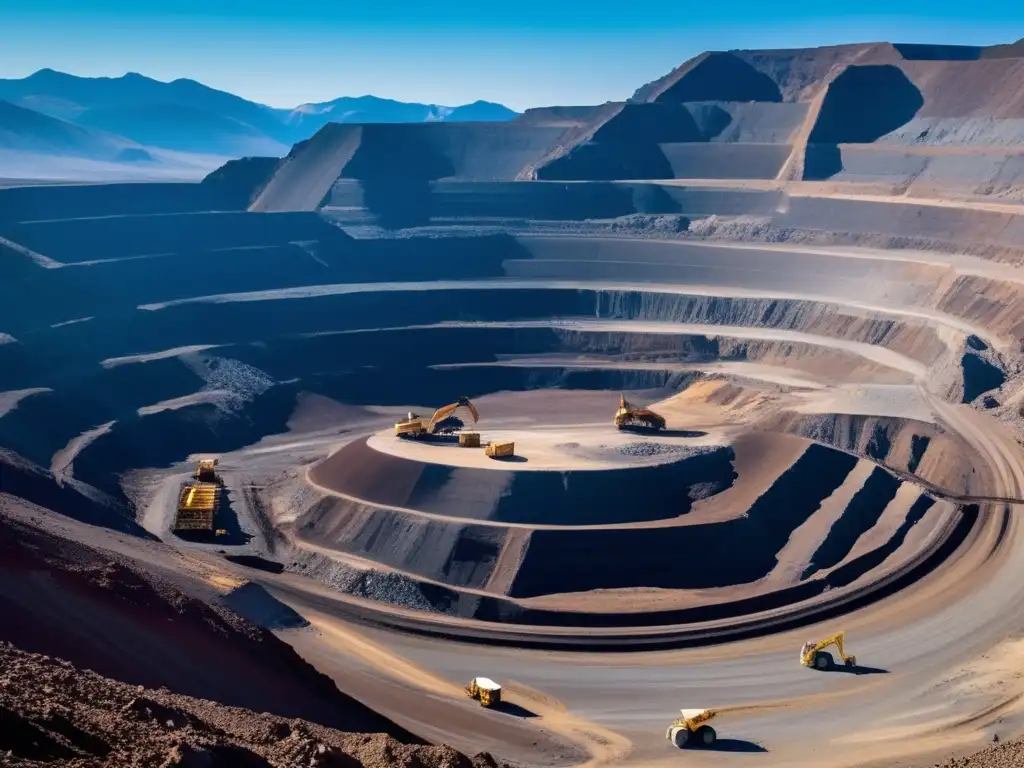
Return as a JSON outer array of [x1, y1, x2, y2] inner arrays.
[[0, 511, 504, 767], [938, 737, 1024, 768], [0, 642, 504, 768]]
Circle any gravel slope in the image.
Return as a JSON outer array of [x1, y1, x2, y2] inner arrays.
[[0, 642, 504, 768]]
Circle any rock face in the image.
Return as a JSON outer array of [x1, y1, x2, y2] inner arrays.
[[0, 511, 411, 737], [0, 508, 507, 767], [244, 40, 1024, 212]]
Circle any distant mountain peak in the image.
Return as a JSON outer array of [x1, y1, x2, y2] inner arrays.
[[0, 67, 518, 165], [27, 68, 70, 80]]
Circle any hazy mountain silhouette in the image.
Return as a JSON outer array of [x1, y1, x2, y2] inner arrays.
[[278, 95, 518, 135], [0, 98, 153, 163], [0, 69, 518, 160]]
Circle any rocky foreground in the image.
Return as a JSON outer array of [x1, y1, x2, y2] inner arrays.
[[0, 500, 505, 768], [0, 643, 503, 768], [937, 739, 1024, 768]]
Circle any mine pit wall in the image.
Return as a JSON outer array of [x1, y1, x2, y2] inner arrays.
[[936, 274, 1024, 345], [760, 410, 986, 497], [323, 179, 785, 224], [296, 496, 505, 590], [800, 466, 902, 578], [1, 279, 953, 389], [0, 176, 259, 224], [808, 145, 1024, 197], [308, 437, 737, 526], [323, 179, 1024, 265], [0, 228, 528, 335], [585, 288, 950, 366], [0, 356, 699, 502], [550, 329, 912, 384], [775, 196, 1024, 253], [508, 236, 954, 310], [1, 177, 1020, 528], [506, 443, 934, 597], [0, 211, 353, 265], [0, 448, 141, 536], [295, 438, 951, 617], [494, 499, 965, 630], [0, 281, 981, 496], [1, 314, 915, 426], [287, 494, 963, 630]]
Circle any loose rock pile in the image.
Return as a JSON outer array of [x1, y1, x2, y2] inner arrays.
[[289, 551, 440, 613], [617, 442, 682, 457], [937, 737, 1024, 768], [0, 643, 503, 768]]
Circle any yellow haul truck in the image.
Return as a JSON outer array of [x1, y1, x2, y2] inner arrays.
[[174, 459, 223, 534], [666, 708, 718, 748], [466, 677, 502, 707]]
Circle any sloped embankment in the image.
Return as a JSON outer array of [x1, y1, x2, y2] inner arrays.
[[0, 509, 416, 738], [0, 641, 504, 768]]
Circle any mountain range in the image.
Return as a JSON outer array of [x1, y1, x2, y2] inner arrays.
[[0, 69, 518, 179]]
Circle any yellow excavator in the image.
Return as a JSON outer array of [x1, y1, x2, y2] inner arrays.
[[800, 631, 857, 670], [614, 394, 666, 431], [395, 396, 480, 438]]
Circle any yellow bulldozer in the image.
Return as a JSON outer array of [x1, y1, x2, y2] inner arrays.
[[666, 708, 718, 748], [466, 677, 502, 708], [614, 394, 666, 431], [800, 631, 857, 670], [395, 396, 480, 439]]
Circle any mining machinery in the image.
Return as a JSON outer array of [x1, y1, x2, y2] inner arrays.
[[466, 677, 502, 708], [666, 708, 718, 748], [614, 394, 666, 431], [174, 458, 222, 534], [395, 396, 480, 438], [195, 458, 219, 482], [485, 440, 515, 458], [800, 631, 857, 669]]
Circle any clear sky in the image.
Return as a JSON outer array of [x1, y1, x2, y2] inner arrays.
[[1, 1, 1021, 110]]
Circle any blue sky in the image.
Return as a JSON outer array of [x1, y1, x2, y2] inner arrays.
[[0, 1, 1021, 110]]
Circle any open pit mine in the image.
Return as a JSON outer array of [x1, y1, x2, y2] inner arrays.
[[5, 39, 1024, 768]]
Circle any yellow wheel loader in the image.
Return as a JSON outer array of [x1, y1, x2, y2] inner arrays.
[[466, 677, 501, 708], [666, 708, 718, 748], [800, 631, 857, 670]]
